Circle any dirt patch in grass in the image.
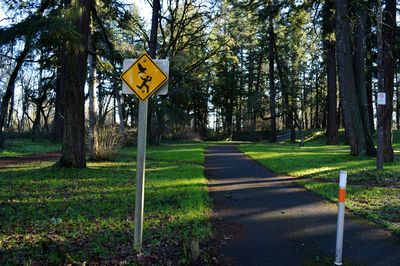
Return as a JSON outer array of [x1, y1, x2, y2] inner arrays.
[[0, 152, 61, 168]]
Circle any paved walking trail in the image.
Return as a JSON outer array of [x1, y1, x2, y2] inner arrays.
[[205, 145, 400, 266]]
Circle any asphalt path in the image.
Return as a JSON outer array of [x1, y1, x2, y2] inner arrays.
[[205, 145, 400, 266]]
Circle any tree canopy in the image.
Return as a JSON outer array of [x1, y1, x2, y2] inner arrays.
[[0, 0, 399, 166]]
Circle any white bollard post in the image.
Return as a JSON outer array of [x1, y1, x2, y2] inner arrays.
[[335, 171, 347, 265]]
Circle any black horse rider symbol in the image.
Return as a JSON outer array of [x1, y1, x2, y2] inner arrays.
[[138, 63, 147, 74], [136, 63, 152, 93]]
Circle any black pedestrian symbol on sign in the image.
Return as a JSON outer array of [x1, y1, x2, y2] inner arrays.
[[136, 75, 152, 93]]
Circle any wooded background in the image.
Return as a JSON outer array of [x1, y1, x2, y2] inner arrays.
[[0, 0, 398, 167]]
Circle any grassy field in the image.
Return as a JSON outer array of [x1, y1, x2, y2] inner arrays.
[[0, 142, 211, 265], [239, 131, 400, 235], [3, 131, 400, 264], [0, 139, 60, 157]]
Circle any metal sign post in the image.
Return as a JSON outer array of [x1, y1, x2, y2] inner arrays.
[[121, 52, 168, 252], [133, 100, 148, 251]]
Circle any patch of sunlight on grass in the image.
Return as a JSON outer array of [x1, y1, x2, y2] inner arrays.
[[297, 166, 340, 176], [0, 161, 54, 173]]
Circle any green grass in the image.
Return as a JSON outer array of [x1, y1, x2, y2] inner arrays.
[[0, 142, 211, 265], [239, 131, 400, 235], [0, 139, 60, 157]]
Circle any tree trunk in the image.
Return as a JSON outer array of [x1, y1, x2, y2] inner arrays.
[[236, 73, 243, 132], [41, 107, 50, 131], [226, 97, 233, 138], [396, 73, 399, 130], [338, 95, 343, 129], [322, 100, 327, 129], [19, 84, 27, 132], [290, 125, 296, 143], [146, 0, 162, 145], [6, 85, 15, 131], [32, 62, 44, 141], [0, 40, 30, 133], [247, 54, 254, 130], [235, 51, 243, 133], [336, 0, 371, 156], [116, 89, 124, 134], [113, 96, 117, 124], [98, 72, 104, 119], [381, 0, 396, 162], [88, 12, 98, 158], [302, 71, 308, 130], [324, 0, 338, 144], [353, 2, 376, 156], [290, 86, 297, 143], [253, 50, 264, 130], [365, 9, 375, 133], [53, 59, 65, 142], [32, 104, 41, 141], [268, 13, 277, 142], [58, 0, 90, 168], [314, 76, 320, 128]]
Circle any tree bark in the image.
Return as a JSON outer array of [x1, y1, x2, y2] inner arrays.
[[88, 12, 98, 158], [247, 54, 255, 130], [147, 0, 161, 144], [58, 0, 90, 168], [6, 86, 15, 130], [0, 40, 30, 133], [396, 73, 399, 130], [53, 58, 65, 142], [253, 50, 264, 130], [381, 0, 396, 162], [302, 71, 308, 130], [268, 12, 277, 142], [365, 8, 375, 133], [32, 60, 45, 141], [116, 89, 124, 134], [236, 54, 243, 133], [323, 0, 338, 145], [353, 2, 376, 156], [336, 0, 371, 156], [19, 82, 28, 132], [314, 75, 320, 128]]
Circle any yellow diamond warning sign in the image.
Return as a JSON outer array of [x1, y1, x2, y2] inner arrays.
[[121, 52, 168, 101]]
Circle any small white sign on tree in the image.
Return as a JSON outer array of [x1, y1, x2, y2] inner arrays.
[[377, 92, 386, 105]]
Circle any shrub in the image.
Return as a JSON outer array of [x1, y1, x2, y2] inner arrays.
[[90, 125, 121, 161], [4, 131, 54, 141], [171, 128, 202, 141], [203, 130, 227, 141], [120, 128, 137, 147]]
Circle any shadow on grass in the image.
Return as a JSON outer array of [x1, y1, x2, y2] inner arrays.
[[1, 214, 211, 265]]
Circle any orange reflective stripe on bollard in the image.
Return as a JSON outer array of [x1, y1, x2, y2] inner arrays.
[[338, 188, 346, 203]]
